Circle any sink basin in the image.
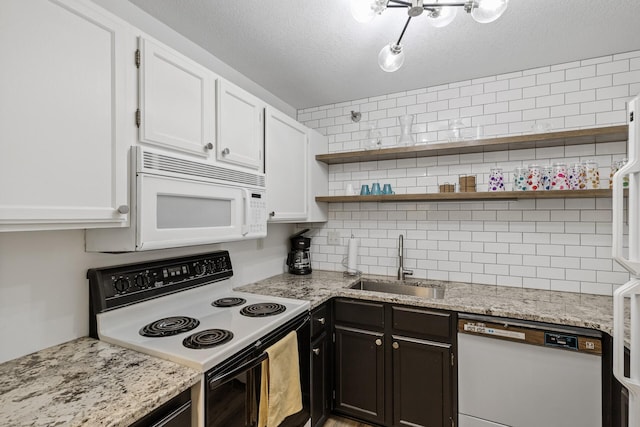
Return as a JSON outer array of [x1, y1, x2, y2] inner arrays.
[[349, 279, 445, 299]]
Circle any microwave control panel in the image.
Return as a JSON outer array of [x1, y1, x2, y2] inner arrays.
[[247, 191, 267, 236]]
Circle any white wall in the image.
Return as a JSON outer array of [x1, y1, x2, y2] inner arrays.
[[0, 224, 293, 364], [297, 50, 640, 296]]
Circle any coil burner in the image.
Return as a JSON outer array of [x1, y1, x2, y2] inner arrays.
[[139, 316, 200, 337], [211, 297, 247, 307], [183, 329, 234, 349], [240, 303, 287, 317]]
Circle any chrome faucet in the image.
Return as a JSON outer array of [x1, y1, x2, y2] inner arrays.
[[397, 234, 413, 280]]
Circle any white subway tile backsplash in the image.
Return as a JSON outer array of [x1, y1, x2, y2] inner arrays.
[[537, 70, 565, 85], [510, 75, 536, 89], [566, 65, 596, 80], [613, 70, 640, 85], [581, 75, 613, 90], [304, 50, 640, 295], [550, 80, 580, 94]]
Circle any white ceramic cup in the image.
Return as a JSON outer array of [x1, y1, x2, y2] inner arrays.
[[345, 183, 355, 195]]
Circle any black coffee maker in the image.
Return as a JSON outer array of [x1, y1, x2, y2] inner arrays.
[[287, 229, 312, 275]]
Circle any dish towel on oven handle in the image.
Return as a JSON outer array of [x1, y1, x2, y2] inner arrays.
[[258, 331, 303, 427]]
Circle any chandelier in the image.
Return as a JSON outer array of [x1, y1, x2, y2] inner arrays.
[[351, 0, 509, 72]]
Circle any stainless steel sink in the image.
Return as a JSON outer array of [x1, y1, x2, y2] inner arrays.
[[349, 279, 445, 299]]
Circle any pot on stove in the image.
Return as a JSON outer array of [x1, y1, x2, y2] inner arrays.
[[286, 229, 312, 275]]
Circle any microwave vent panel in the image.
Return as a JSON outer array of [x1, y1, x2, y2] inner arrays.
[[142, 151, 265, 188]]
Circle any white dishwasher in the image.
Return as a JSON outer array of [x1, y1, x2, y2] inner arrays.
[[458, 314, 603, 427]]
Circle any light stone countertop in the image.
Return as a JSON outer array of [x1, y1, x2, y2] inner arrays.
[[0, 271, 618, 427], [236, 270, 616, 335], [0, 337, 201, 427]]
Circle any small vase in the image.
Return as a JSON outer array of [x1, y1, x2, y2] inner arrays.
[[398, 114, 415, 145]]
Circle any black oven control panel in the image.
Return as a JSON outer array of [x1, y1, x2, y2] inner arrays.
[[88, 251, 233, 313]]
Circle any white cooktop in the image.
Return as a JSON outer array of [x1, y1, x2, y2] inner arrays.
[[97, 282, 309, 372]]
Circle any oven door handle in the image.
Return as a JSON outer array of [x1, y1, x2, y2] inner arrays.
[[208, 352, 268, 390]]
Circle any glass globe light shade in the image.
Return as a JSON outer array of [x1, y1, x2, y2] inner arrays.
[[378, 43, 405, 73], [471, 0, 509, 23], [350, 0, 376, 23], [427, 4, 458, 28]]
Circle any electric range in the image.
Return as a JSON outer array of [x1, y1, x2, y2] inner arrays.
[[88, 250, 310, 373]]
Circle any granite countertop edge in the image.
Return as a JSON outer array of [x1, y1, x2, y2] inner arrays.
[[235, 270, 616, 337], [0, 270, 618, 426], [0, 337, 201, 427]]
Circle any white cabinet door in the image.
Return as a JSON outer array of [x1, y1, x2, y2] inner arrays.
[[0, 0, 131, 231], [265, 107, 308, 221], [217, 80, 264, 171], [138, 37, 216, 158]]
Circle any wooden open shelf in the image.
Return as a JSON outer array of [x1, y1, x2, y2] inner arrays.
[[315, 125, 628, 165], [316, 189, 614, 203]]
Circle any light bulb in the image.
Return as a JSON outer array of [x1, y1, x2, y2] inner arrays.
[[350, 0, 376, 23], [427, 3, 458, 28], [471, 0, 509, 23], [378, 43, 405, 73]]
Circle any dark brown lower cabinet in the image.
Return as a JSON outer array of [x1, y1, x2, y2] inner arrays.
[[311, 332, 330, 427], [392, 336, 451, 427], [334, 325, 385, 425], [332, 299, 456, 427]]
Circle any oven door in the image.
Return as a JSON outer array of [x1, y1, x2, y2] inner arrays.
[[137, 173, 247, 250], [206, 314, 311, 427]]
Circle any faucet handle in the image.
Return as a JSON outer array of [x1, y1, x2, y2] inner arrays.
[[404, 269, 414, 277]]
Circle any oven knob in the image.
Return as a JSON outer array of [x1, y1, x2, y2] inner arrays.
[[195, 263, 206, 276], [114, 277, 130, 293], [134, 274, 149, 289]]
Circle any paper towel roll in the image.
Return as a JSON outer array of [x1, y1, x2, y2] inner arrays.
[[347, 236, 358, 273]]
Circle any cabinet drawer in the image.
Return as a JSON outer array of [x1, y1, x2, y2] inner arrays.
[[335, 299, 384, 330], [311, 304, 329, 339], [391, 306, 452, 341]]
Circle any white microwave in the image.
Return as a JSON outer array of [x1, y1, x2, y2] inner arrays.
[[86, 147, 267, 252]]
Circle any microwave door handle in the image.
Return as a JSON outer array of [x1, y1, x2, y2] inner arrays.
[[208, 352, 268, 390], [613, 158, 640, 275], [242, 189, 250, 236]]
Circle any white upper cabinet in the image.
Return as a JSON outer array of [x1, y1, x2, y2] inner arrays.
[[0, 0, 132, 231], [137, 36, 216, 158], [265, 107, 310, 222], [217, 80, 265, 171]]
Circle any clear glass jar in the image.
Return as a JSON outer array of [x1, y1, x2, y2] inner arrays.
[[488, 167, 505, 191], [619, 158, 629, 188], [513, 167, 528, 191], [551, 162, 569, 190], [526, 164, 541, 191], [541, 166, 553, 191], [583, 160, 600, 189], [568, 162, 586, 190]]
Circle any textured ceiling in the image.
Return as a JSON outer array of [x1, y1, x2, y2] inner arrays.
[[129, 0, 640, 110]]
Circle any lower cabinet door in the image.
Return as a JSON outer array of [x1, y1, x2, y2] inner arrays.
[[392, 336, 452, 427], [334, 325, 385, 425], [311, 333, 329, 427]]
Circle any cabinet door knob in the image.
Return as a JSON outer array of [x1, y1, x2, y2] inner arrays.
[[375, 339, 382, 346], [317, 317, 326, 325], [221, 148, 230, 155], [269, 211, 275, 217], [204, 142, 214, 150], [392, 342, 399, 349], [313, 348, 321, 356], [117, 205, 129, 214]]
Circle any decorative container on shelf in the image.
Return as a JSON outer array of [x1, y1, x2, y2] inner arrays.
[[397, 114, 415, 145]]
